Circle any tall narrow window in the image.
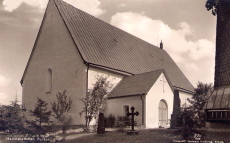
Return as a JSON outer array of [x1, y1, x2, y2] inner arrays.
[[123, 105, 129, 116], [46, 68, 52, 92]]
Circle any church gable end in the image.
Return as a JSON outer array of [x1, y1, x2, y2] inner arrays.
[[22, 0, 86, 124], [145, 72, 174, 128]]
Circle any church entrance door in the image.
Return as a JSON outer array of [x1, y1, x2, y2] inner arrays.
[[158, 100, 168, 128]]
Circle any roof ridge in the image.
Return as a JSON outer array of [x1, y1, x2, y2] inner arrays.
[[133, 69, 164, 76], [54, 0, 160, 50]]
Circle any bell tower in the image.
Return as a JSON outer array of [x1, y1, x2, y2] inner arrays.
[[205, 0, 230, 128], [214, 0, 230, 88]]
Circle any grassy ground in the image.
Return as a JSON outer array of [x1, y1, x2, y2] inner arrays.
[[0, 129, 229, 143], [66, 129, 176, 143], [67, 129, 230, 143]]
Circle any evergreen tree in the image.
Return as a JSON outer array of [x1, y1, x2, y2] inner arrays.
[[0, 98, 25, 133], [26, 98, 53, 137]]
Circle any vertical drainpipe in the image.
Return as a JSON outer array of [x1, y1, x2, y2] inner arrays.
[[86, 63, 89, 95], [140, 94, 145, 126]]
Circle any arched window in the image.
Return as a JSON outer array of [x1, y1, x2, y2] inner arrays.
[[158, 100, 168, 128], [46, 68, 52, 92], [123, 105, 129, 116]]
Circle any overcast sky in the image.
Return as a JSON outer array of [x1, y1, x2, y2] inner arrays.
[[0, 0, 216, 105]]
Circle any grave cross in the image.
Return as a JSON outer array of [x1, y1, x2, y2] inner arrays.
[[127, 106, 139, 131]]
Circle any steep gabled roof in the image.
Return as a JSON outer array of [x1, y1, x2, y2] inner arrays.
[[53, 0, 194, 92], [108, 70, 173, 99], [21, 0, 194, 92]]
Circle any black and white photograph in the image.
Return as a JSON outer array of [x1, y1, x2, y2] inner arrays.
[[0, 0, 228, 142]]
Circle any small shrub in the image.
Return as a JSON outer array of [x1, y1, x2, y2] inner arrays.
[[104, 114, 116, 128], [177, 107, 195, 128], [176, 106, 205, 139], [115, 116, 130, 132]]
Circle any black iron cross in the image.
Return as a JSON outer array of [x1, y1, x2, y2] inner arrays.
[[127, 106, 139, 131]]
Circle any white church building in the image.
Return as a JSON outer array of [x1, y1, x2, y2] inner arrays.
[[21, 0, 194, 128]]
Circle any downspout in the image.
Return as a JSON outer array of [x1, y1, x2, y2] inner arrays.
[[85, 63, 89, 127], [86, 63, 89, 94], [140, 94, 145, 126]]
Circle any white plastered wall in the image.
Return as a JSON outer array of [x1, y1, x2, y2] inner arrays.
[[106, 96, 142, 126], [88, 66, 124, 90], [179, 91, 193, 107], [87, 66, 124, 125], [145, 73, 174, 128]]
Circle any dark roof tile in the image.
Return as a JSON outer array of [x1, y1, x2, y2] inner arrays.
[[108, 70, 163, 98], [53, 0, 194, 92]]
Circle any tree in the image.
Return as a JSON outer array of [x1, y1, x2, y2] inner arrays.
[[176, 82, 213, 138], [80, 75, 112, 131], [206, 0, 230, 16], [205, 0, 219, 15], [26, 98, 53, 137], [187, 82, 213, 127], [51, 90, 73, 134], [176, 105, 202, 139], [176, 82, 212, 139], [0, 99, 25, 133]]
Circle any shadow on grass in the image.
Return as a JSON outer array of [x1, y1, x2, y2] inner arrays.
[[0, 129, 229, 143], [67, 129, 230, 143]]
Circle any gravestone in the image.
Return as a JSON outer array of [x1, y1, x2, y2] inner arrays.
[[97, 112, 105, 134], [127, 106, 139, 135]]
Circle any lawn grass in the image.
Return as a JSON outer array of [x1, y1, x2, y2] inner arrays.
[[67, 129, 230, 143], [67, 130, 174, 143], [0, 129, 229, 143]]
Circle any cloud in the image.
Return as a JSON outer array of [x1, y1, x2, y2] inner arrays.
[[110, 12, 215, 62], [185, 63, 198, 72], [110, 12, 215, 85], [0, 92, 10, 105], [3, 0, 22, 12], [63, 0, 105, 17], [3, 0, 47, 12], [178, 22, 193, 36], [118, 4, 127, 7], [2, 0, 105, 17], [0, 93, 8, 99], [0, 75, 11, 87], [23, 0, 47, 9], [189, 39, 215, 60]]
